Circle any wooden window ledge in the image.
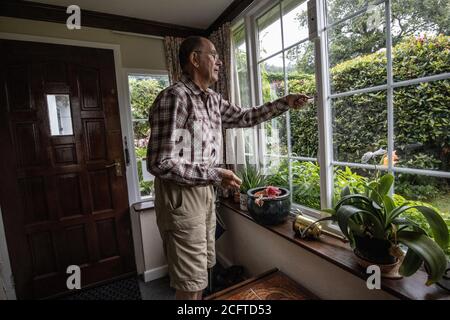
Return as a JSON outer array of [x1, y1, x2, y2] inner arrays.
[[219, 198, 449, 300]]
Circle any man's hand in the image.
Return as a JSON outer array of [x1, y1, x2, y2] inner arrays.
[[283, 94, 312, 110], [217, 168, 242, 190]]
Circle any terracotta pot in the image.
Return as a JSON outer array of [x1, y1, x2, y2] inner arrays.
[[354, 250, 403, 279]]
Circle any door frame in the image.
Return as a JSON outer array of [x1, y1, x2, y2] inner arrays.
[[0, 206, 16, 299], [0, 32, 139, 299], [123, 68, 169, 203]]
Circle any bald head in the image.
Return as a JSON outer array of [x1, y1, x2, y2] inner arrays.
[[178, 36, 222, 90], [179, 36, 208, 72]]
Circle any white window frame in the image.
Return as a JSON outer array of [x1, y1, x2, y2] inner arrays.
[[232, 0, 450, 220], [124, 69, 170, 203]]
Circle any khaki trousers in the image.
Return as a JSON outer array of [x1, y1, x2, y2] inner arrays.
[[154, 177, 216, 292]]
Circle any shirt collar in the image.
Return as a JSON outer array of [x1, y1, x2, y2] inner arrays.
[[180, 73, 214, 96]]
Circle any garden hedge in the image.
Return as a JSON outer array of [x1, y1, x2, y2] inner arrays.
[[269, 35, 450, 201]]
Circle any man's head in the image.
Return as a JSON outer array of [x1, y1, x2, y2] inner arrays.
[[179, 36, 222, 87]]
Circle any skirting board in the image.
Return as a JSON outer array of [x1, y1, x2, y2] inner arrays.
[[143, 265, 168, 282]]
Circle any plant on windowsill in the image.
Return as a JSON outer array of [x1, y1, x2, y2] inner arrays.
[[306, 150, 449, 285], [237, 165, 266, 211]]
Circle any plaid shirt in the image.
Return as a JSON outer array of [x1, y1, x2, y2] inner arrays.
[[147, 74, 289, 186]]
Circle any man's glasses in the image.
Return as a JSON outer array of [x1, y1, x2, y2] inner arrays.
[[194, 50, 220, 61]]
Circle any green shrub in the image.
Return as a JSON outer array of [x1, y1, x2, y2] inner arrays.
[[276, 35, 450, 200]]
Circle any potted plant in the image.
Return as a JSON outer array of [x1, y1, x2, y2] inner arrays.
[[247, 186, 291, 225], [310, 173, 449, 285], [237, 166, 266, 211]]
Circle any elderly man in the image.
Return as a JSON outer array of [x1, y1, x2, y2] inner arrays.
[[147, 36, 309, 300]]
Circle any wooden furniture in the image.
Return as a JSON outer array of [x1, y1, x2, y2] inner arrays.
[[205, 268, 318, 300]]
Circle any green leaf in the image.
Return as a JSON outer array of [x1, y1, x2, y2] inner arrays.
[[336, 205, 385, 239], [377, 174, 394, 196], [398, 231, 447, 285], [399, 249, 423, 277], [383, 195, 395, 216], [410, 206, 449, 251], [390, 205, 449, 250], [335, 194, 373, 210], [391, 218, 427, 235], [340, 186, 351, 199]]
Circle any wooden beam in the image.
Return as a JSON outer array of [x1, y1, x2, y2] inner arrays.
[[0, 0, 205, 38]]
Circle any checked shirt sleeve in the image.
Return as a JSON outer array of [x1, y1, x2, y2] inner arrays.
[[146, 90, 222, 186], [219, 96, 290, 129]]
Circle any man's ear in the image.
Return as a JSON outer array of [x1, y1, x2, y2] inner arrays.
[[189, 51, 199, 68]]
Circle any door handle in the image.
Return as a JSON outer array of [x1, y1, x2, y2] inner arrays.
[[105, 159, 123, 176]]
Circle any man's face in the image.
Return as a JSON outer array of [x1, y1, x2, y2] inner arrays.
[[193, 39, 222, 85]]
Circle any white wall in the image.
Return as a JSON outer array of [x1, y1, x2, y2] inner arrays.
[[130, 206, 168, 282], [0, 16, 167, 70], [216, 206, 397, 300]]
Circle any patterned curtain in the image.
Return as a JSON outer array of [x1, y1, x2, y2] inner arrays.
[[163, 36, 184, 84], [209, 22, 238, 189], [208, 22, 232, 100]]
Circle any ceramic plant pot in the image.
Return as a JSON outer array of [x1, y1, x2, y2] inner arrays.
[[247, 187, 290, 225]]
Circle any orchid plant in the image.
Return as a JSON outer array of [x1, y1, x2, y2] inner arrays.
[[308, 149, 449, 285]]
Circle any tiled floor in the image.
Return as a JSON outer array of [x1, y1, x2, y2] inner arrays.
[[138, 276, 175, 300]]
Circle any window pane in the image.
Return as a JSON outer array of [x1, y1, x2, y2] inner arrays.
[[332, 90, 387, 163], [333, 165, 373, 205], [244, 128, 258, 165], [129, 75, 169, 120], [260, 54, 284, 103], [129, 74, 169, 199], [394, 79, 450, 171], [328, 2, 386, 93], [286, 42, 318, 158], [282, 0, 309, 48], [46, 94, 73, 136], [133, 121, 153, 198], [291, 160, 321, 210], [264, 114, 288, 157], [326, 0, 380, 25], [394, 173, 450, 256], [265, 157, 289, 187], [257, 4, 283, 60], [233, 24, 251, 108], [391, 0, 450, 82]]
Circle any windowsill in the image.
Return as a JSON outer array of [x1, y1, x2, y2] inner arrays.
[[219, 198, 449, 300]]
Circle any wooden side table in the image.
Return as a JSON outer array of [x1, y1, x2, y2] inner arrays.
[[205, 268, 318, 300]]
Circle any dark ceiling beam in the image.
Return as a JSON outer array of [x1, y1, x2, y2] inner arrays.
[[0, 0, 205, 38], [206, 0, 255, 35]]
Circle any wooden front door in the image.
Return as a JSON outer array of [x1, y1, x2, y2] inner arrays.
[[0, 40, 135, 299]]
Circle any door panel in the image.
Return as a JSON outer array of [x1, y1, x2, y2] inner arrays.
[[0, 39, 135, 299]]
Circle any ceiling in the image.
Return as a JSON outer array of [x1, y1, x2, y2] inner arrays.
[[25, 0, 236, 29]]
